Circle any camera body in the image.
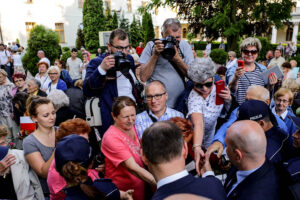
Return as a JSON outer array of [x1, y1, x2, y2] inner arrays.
[[109, 51, 131, 75], [155, 36, 178, 60]]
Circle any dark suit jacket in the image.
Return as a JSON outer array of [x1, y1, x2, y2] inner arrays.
[[83, 53, 135, 137], [225, 160, 281, 200], [37, 89, 47, 97], [152, 174, 226, 200]]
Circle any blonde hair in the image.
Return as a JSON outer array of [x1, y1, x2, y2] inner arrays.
[[282, 78, 299, 93], [274, 88, 294, 104], [0, 125, 10, 137]]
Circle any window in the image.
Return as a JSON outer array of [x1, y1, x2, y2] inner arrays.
[[155, 8, 159, 15], [127, 0, 132, 13], [55, 23, 65, 43], [26, 0, 33, 4], [78, 0, 84, 8], [155, 26, 160, 38], [25, 22, 36, 38], [182, 28, 187, 38], [286, 26, 293, 41], [104, 0, 111, 9], [142, 1, 146, 7]]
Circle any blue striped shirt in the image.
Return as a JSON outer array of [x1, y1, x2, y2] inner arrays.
[[135, 107, 184, 139]]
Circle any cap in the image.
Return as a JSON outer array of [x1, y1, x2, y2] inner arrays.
[[55, 134, 92, 173], [237, 100, 277, 125], [289, 116, 300, 129], [0, 146, 9, 161]]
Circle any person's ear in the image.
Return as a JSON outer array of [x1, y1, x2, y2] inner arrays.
[[111, 112, 116, 121], [265, 99, 270, 105], [235, 149, 243, 162], [257, 120, 265, 129], [141, 149, 149, 166], [165, 92, 168, 101], [182, 142, 188, 159], [107, 43, 112, 53]]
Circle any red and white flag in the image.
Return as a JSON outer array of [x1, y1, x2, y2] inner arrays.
[[20, 116, 36, 131]]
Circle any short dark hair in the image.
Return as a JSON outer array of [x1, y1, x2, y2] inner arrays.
[[282, 62, 292, 69], [109, 29, 128, 45], [12, 73, 26, 82], [112, 96, 136, 117], [142, 121, 184, 164], [71, 48, 78, 52]]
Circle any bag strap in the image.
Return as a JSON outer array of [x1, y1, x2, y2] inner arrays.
[[146, 109, 157, 123]]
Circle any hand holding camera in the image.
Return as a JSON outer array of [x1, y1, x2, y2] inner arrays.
[[153, 36, 178, 60], [100, 55, 115, 72], [154, 40, 165, 56]]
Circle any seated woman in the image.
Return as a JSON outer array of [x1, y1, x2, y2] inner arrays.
[[0, 125, 44, 200], [23, 97, 56, 197], [34, 62, 51, 91], [46, 65, 67, 94], [271, 88, 298, 135], [55, 134, 127, 200], [101, 96, 156, 200], [47, 89, 76, 126], [187, 57, 232, 175], [54, 59, 73, 88], [27, 78, 47, 97], [11, 73, 27, 96]]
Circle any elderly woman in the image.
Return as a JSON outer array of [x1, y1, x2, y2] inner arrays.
[[54, 59, 73, 88], [225, 51, 237, 69], [101, 96, 156, 200], [34, 62, 51, 91], [27, 78, 47, 97], [46, 65, 67, 94], [271, 88, 298, 135], [226, 37, 277, 105], [11, 73, 27, 96], [47, 89, 76, 126], [187, 57, 232, 175]]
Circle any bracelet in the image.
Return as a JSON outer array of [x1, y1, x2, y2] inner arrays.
[[192, 144, 201, 151]]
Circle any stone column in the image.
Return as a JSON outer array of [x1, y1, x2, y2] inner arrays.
[[292, 22, 299, 43], [271, 26, 277, 44]]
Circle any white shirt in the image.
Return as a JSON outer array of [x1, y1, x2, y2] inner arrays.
[[98, 66, 136, 101], [226, 58, 237, 69], [12, 54, 22, 66], [46, 82, 57, 94], [157, 170, 189, 189], [272, 107, 288, 120], [34, 73, 51, 91], [67, 57, 82, 80], [0, 50, 10, 65], [39, 57, 50, 67]]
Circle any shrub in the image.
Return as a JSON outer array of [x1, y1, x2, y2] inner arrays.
[[62, 47, 70, 52], [22, 25, 60, 75], [60, 50, 83, 63], [210, 49, 228, 64]]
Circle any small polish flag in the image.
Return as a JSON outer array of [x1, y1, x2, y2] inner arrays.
[[20, 116, 36, 131]]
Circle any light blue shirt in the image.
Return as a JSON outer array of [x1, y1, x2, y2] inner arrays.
[[135, 107, 184, 139], [227, 166, 260, 196]]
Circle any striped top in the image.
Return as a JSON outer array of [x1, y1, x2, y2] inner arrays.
[[236, 66, 265, 105]]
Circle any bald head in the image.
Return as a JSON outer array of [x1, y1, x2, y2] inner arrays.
[[246, 86, 270, 104], [146, 80, 166, 94], [226, 120, 267, 163], [37, 50, 45, 58]]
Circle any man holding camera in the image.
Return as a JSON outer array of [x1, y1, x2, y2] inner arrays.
[[139, 18, 194, 108], [83, 29, 139, 137]]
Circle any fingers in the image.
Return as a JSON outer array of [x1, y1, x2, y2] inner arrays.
[[101, 55, 115, 71], [0, 154, 16, 172], [154, 40, 164, 55], [217, 146, 224, 158]]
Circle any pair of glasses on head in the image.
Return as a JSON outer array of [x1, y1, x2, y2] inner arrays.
[[194, 82, 213, 89], [146, 92, 166, 101], [110, 43, 130, 51], [242, 49, 258, 55]]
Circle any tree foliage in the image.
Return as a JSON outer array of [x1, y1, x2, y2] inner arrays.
[[142, 12, 155, 44], [130, 15, 144, 47], [143, 0, 295, 50], [22, 25, 60, 75], [83, 0, 106, 51], [119, 13, 130, 32], [210, 49, 228, 64], [105, 6, 118, 30], [76, 28, 85, 49]]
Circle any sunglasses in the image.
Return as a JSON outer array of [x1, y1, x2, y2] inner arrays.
[[242, 50, 258, 55], [195, 82, 213, 89]]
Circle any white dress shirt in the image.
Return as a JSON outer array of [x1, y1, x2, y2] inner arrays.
[[157, 170, 189, 189]]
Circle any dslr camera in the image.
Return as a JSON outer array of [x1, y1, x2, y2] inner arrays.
[[109, 51, 131, 75], [153, 36, 178, 60]]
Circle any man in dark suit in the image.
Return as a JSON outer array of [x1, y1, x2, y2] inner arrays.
[[83, 29, 140, 137], [223, 120, 281, 200], [141, 121, 226, 200]]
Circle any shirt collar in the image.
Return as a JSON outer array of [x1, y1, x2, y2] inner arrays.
[[236, 165, 261, 185], [157, 170, 189, 189], [272, 106, 288, 119], [149, 106, 169, 120]]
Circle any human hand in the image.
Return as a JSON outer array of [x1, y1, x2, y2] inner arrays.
[[268, 72, 278, 85], [218, 87, 232, 102], [0, 154, 16, 173], [200, 153, 212, 176], [100, 55, 115, 71], [120, 189, 134, 200], [154, 40, 164, 56], [172, 46, 182, 62], [95, 164, 105, 173], [234, 67, 245, 79], [206, 141, 224, 158], [194, 146, 205, 176]]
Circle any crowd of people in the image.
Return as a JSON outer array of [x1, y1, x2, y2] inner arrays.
[[0, 17, 300, 200]]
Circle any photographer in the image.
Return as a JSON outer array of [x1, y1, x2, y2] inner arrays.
[[83, 29, 140, 137], [139, 18, 194, 108]]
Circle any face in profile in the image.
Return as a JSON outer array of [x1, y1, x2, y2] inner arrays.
[[32, 103, 56, 128]]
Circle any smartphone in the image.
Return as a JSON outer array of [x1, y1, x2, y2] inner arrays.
[[237, 60, 244, 69], [216, 80, 225, 105]]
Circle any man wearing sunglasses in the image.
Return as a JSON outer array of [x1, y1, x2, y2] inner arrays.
[[83, 29, 138, 137], [138, 18, 194, 109], [135, 80, 184, 139]]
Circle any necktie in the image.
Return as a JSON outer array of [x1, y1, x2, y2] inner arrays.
[[225, 173, 238, 194]]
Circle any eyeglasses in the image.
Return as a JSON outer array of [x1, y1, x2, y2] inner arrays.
[[275, 98, 289, 104], [48, 73, 58, 75], [146, 92, 166, 101], [242, 50, 258, 55], [195, 82, 213, 89], [110, 43, 130, 51]]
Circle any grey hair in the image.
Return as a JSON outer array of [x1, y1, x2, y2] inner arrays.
[[187, 57, 216, 83], [48, 65, 61, 76], [247, 85, 270, 101], [28, 78, 41, 88], [161, 18, 182, 35], [240, 37, 262, 52], [47, 89, 69, 110], [228, 51, 236, 58]]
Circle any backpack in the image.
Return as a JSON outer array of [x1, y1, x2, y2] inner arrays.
[[85, 97, 102, 141]]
